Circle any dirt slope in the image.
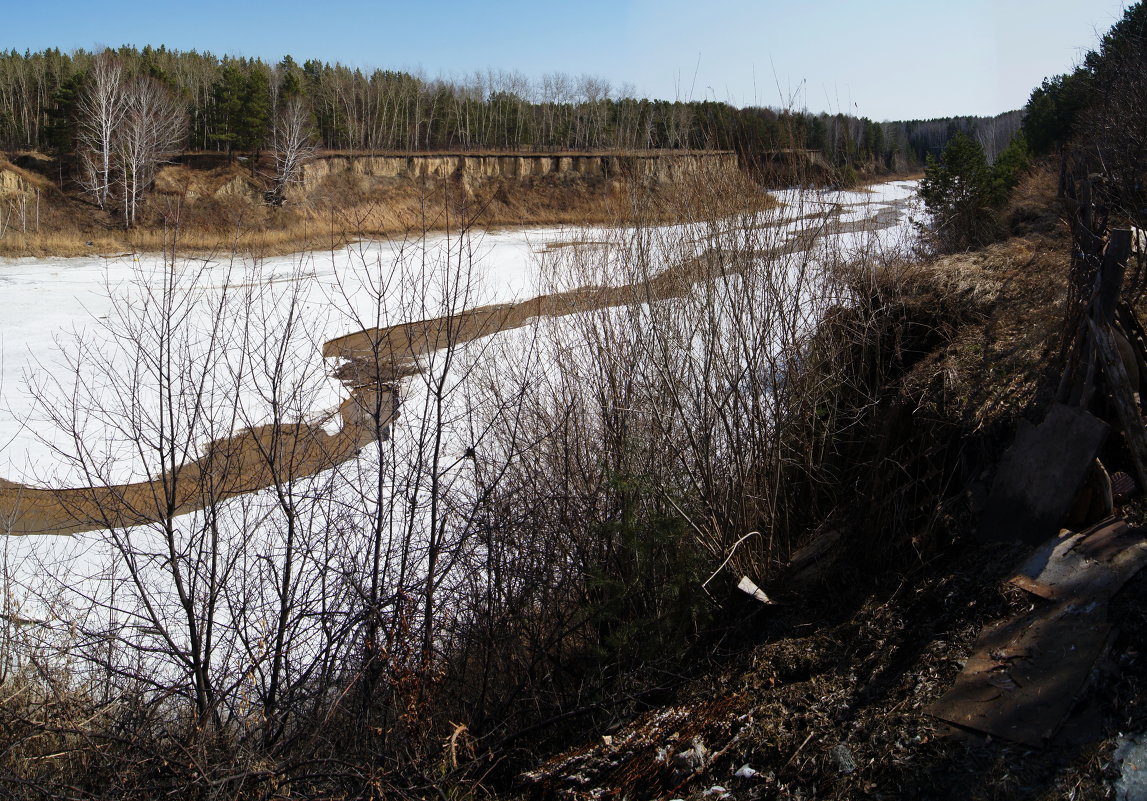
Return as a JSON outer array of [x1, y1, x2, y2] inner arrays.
[[518, 169, 1147, 800]]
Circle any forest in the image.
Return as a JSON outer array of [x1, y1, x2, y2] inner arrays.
[[0, 46, 1021, 172]]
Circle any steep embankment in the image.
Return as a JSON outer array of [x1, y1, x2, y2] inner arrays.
[[0, 150, 749, 258], [517, 167, 1147, 801]]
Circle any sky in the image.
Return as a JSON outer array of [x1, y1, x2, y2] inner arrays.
[[0, 0, 1132, 121]]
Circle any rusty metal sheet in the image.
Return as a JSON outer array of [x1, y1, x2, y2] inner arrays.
[[928, 600, 1113, 747], [932, 519, 1147, 746], [1009, 530, 1087, 601], [1008, 573, 1056, 600], [978, 404, 1109, 544], [1076, 519, 1139, 561], [1008, 518, 1147, 601]]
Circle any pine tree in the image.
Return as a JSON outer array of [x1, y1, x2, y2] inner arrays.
[[990, 133, 1030, 202], [919, 132, 1000, 250]]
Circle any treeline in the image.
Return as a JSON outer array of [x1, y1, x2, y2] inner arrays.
[[1021, 2, 1147, 157], [1, 46, 1017, 171], [1020, 3, 1147, 219], [915, 4, 1147, 253], [899, 110, 1024, 164]]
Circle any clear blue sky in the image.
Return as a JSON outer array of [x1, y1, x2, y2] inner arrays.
[[1, 0, 1131, 120]]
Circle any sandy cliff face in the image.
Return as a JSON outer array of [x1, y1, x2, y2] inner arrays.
[[147, 151, 740, 206], [0, 162, 43, 198], [152, 164, 265, 202], [296, 151, 740, 198], [0, 168, 27, 196]]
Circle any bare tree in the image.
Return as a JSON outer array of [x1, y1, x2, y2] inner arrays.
[[0, 160, 923, 797], [270, 97, 316, 205], [117, 76, 187, 227], [76, 52, 126, 210]]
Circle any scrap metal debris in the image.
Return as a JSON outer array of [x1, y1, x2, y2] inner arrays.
[[977, 403, 1109, 545], [1008, 518, 1147, 601], [929, 519, 1147, 747]]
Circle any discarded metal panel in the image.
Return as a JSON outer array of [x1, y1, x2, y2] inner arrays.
[[931, 520, 1147, 746], [978, 404, 1109, 544], [1008, 518, 1147, 601], [928, 599, 1113, 747], [1077, 520, 1142, 561]]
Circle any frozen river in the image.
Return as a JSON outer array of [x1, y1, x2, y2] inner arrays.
[[0, 180, 919, 512], [0, 178, 921, 679]]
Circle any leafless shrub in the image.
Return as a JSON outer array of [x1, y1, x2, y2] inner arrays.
[[269, 98, 316, 206], [0, 169, 935, 797], [75, 52, 126, 211]]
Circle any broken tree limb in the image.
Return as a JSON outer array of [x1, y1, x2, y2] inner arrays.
[[1089, 315, 1147, 491], [1098, 229, 1131, 323]]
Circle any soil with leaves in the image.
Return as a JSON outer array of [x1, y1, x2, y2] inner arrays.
[[520, 538, 1147, 800]]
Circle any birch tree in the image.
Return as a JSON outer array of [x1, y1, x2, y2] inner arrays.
[[269, 97, 316, 205], [76, 53, 126, 209], [117, 76, 186, 227]]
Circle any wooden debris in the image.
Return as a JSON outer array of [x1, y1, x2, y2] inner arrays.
[[1091, 310, 1147, 490], [1057, 226, 1147, 490], [784, 528, 842, 588], [928, 597, 1113, 747]]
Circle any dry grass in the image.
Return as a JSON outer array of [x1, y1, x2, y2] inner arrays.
[[0, 186, 744, 260], [0, 154, 775, 259]]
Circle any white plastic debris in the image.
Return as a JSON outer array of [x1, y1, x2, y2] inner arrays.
[[831, 743, 857, 775], [1115, 733, 1147, 801], [737, 576, 772, 604]]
